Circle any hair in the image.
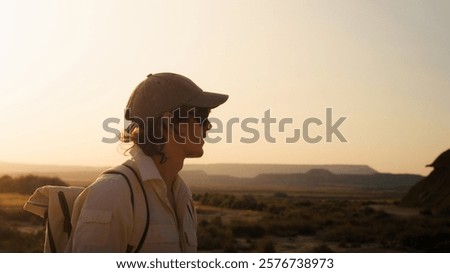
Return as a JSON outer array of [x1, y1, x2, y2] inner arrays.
[[121, 116, 167, 163]]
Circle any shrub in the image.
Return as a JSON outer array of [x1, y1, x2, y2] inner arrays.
[[265, 220, 317, 237], [257, 239, 276, 252], [231, 222, 265, 238], [273, 192, 288, 198], [0, 209, 42, 225], [0, 226, 44, 252], [197, 217, 234, 251], [400, 231, 450, 252], [312, 244, 333, 253], [0, 175, 67, 195]]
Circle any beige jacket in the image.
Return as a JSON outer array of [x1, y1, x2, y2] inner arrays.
[[66, 147, 197, 252]]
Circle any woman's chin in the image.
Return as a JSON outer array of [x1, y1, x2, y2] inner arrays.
[[186, 149, 204, 158]]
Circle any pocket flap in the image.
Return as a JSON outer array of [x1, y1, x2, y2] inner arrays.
[[185, 230, 197, 246]]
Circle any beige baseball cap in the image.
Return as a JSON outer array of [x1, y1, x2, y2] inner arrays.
[[125, 73, 228, 120]]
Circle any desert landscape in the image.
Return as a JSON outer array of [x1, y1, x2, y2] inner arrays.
[[1, 153, 449, 253]]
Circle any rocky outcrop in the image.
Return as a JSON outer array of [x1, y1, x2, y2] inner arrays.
[[402, 149, 450, 214]]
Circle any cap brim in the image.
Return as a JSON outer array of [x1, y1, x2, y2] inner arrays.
[[188, 91, 229, 109]]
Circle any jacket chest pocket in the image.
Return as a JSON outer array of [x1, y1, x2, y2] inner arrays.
[[77, 209, 113, 246], [184, 229, 197, 252]]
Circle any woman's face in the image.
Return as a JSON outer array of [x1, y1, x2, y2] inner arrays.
[[184, 117, 207, 158], [171, 107, 211, 158]]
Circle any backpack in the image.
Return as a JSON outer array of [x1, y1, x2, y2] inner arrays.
[[23, 163, 150, 253]]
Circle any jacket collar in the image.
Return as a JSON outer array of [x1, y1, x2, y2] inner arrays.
[[129, 146, 163, 181]]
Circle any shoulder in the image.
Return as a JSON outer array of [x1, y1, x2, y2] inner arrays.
[[77, 172, 133, 210], [90, 172, 131, 192]]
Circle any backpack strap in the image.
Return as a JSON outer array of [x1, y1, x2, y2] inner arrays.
[[122, 164, 150, 253], [45, 191, 72, 253], [58, 191, 72, 234], [102, 162, 150, 253], [102, 170, 135, 208], [45, 211, 57, 253]]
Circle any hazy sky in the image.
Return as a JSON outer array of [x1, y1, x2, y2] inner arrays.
[[1, 0, 449, 175]]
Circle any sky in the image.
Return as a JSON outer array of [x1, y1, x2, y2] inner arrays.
[[0, 0, 449, 175]]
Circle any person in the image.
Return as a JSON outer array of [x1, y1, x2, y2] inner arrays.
[[66, 72, 228, 252]]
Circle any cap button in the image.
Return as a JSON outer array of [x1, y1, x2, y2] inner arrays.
[[147, 73, 153, 77]]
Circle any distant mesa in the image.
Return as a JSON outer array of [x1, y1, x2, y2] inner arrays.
[[0, 160, 423, 196], [182, 164, 377, 178], [0, 162, 377, 180], [183, 167, 421, 194], [402, 149, 450, 214], [305, 168, 335, 176], [0, 161, 421, 194]]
